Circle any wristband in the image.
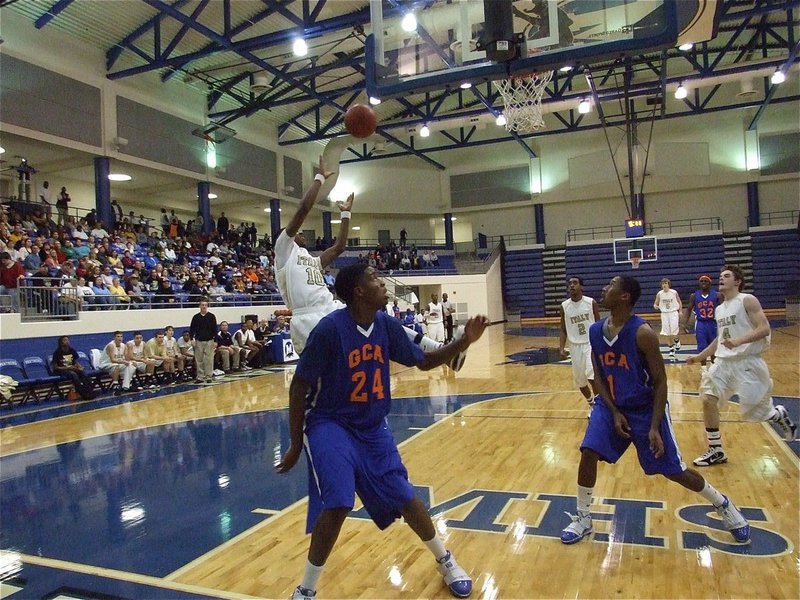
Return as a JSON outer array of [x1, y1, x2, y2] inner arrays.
[[340, 211, 351, 220], [314, 173, 326, 184]]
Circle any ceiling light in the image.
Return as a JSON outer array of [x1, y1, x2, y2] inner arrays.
[[678, 42, 694, 51], [460, 82, 472, 89], [293, 38, 308, 57], [771, 69, 786, 85], [0, 146, 5, 154], [578, 99, 591, 114], [559, 65, 573, 72], [330, 219, 342, 224], [496, 114, 507, 126], [264, 207, 281, 213], [419, 124, 430, 137], [674, 83, 688, 99], [352, 226, 361, 231], [208, 193, 218, 199], [206, 144, 217, 169], [401, 13, 417, 32], [442, 217, 457, 221], [369, 96, 382, 105], [108, 173, 131, 181]]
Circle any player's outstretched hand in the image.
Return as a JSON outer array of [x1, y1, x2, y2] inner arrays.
[[648, 428, 664, 458], [463, 315, 490, 344], [337, 193, 354, 213], [317, 155, 336, 180], [686, 355, 700, 365], [276, 444, 302, 474]]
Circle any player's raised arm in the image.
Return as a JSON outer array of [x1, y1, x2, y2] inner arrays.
[[320, 192, 354, 269], [285, 156, 335, 238], [416, 315, 489, 371]]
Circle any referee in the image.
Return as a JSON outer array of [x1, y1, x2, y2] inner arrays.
[[190, 298, 217, 383]]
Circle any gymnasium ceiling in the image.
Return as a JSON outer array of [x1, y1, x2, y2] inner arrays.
[[4, 0, 800, 169]]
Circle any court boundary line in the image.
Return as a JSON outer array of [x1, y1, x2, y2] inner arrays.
[[17, 553, 259, 599]]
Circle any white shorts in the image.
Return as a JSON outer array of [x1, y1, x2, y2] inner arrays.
[[131, 360, 148, 373], [660, 311, 680, 336], [699, 355, 774, 421], [570, 342, 594, 388], [427, 321, 445, 343], [291, 300, 344, 354]]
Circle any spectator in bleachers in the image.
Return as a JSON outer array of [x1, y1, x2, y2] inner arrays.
[[38, 180, 52, 219], [72, 225, 88, 240], [99, 331, 137, 395], [52, 335, 92, 397], [108, 277, 130, 307], [422, 250, 431, 268], [90, 277, 115, 307], [90, 221, 109, 239], [146, 330, 175, 382], [24, 245, 42, 270], [271, 315, 290, 334], [160, 208, 170, 234], [400, 227, 407, 248], [56, 187, 71, 226], [215, 321, 240, 373], [0, 251, 24, 312], [217, 212, 229, 240], [85, 209, 97, 229], [74, 277, 95, 308], [125, 274, 147, 306], [430, 250, 439, 267], [154, 278, 177, 307], [72, 238, 90, 258], [127, 331, 158, 387]]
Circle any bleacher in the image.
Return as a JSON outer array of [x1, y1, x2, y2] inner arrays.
[[503, 248, 545, 317], [750, 227, 800, 309]]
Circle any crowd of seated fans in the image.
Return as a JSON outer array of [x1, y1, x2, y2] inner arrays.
[[355, 240, 439, 272], [0, 201, 280, 313]]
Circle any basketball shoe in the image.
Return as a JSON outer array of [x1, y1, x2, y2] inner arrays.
[[716, 496, 750, 542], [448, 326, 467, 372], [436, 550, 472, 598], [773, 405, 797, 441], [560, 511, 592, 544], [693, 448, 728, 466], [291, 585, 316, 600]]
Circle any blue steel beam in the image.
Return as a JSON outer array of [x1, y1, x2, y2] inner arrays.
[[107, 0, 192, 70], [720, 0, 800, 21], [748, 39, 800, 130], [161, 0, 211, 61], [35, 0, 76, 29]]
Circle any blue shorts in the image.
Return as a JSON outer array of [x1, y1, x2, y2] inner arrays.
[[304, 420, 415, 533], [580, 401, 686, 476], [695, 320, 717, 353]]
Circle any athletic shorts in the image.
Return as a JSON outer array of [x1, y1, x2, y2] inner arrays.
[[569, 342, 594, 388], [291, 300, 344, 354], [131, 360, 148, 372], [700, 355, 774, 421], [660, 311, 680, 336], [695, 321, 717, 353], [304, 420, 415, 533], [427, 322, 445, 343], [580, 401, 686, 476]]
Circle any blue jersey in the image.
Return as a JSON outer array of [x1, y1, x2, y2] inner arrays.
[[296, 309, 424, 433], [589, 316, 654, 410], [693, 289, 718, 322]]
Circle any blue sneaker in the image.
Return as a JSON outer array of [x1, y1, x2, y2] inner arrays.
[[436, 550, 472, 598], [560, 511, 592, 544], [716, 496, 750, 543]]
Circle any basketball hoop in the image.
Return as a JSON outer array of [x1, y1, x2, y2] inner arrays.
[[495, 71, 553, 132], [630, 256, 642, 269]]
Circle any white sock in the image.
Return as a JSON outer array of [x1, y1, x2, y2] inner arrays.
[[300, 559, 325, 592], [767, 406, 781, 422], [699, 481, 725, 507], [577, 485, 593, 514], [423, 536, 448, 561]]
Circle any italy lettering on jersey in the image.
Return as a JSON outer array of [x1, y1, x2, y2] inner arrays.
[[657, 289, 680, 313], [589, 316, 654, 410], [693, 289, 718, 322], [562, 296, 595, 344], [715, 293, 769, 358], [274, 230, 331, 310], [296, 310, 425, 433]]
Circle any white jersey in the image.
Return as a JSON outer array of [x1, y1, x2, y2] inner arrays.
[[426, 302, 443, 324], [100, 342, 125, 368], [656, 289, 680, 313], [561, 296, 595, 345], [127, 340, 146, 361], [715, 293, 770, 358], [164, 336, 177, 357], [274, 230, 332, 311]]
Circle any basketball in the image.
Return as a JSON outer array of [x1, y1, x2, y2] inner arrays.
[[344, 104, 378, 138]]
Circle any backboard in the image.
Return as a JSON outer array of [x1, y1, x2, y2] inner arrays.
[[366, 0, 682, 99], [613, 235, 658, 264]]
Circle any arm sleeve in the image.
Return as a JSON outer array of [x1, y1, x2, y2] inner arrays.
[[295, 319, 336, 383], [385, 314, 425, 366]]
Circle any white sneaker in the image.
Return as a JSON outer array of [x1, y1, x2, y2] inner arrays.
[[716, 495, 750, 542], [448, 326, 467, 372], [560, 511, 592, 544], [675, 340, 681, 351], [693, 448, 727, 467], [436, 550, 472, 598], [773, 405, 797, 441], [291, 585, 316, 600]]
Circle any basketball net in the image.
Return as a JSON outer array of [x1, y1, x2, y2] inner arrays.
[[630, 256, 642, 269], [495, 71, 553, 132]]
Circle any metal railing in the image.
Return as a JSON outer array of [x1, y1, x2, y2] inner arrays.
[[566, 217, 723, 243], [752, 210, 799, 227], [19, 284, 80, 322]]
